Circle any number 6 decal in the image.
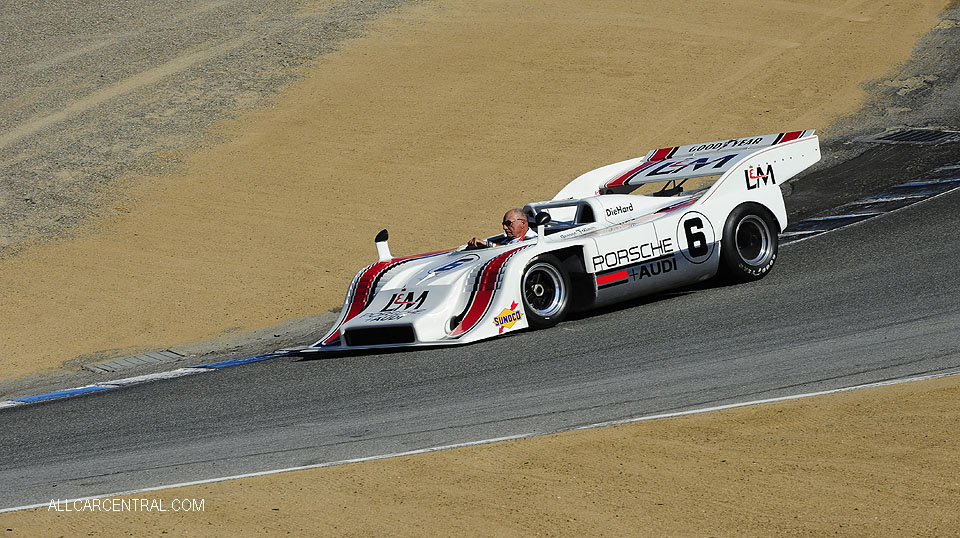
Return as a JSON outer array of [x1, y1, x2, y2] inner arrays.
[[678, 211, 715, 264]]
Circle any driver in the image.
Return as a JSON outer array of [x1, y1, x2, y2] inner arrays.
[[468, 208, 537, 248]]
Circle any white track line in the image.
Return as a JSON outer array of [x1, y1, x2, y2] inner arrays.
[[802, 212, 881, 221], [2, 369, 957, 515]]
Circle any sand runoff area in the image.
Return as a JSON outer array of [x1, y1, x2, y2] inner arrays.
[[1, 0, 958, 534]]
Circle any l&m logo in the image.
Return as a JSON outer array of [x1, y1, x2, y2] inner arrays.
[[381, 289, 429, 312], [493, 301, 524, 334], [745, 164, 776, 190]]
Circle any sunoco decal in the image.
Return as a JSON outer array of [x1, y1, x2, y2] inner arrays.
[[493, 301, 524, 334]]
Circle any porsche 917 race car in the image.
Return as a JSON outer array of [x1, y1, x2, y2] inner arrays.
[[285, 130, 820, 352]]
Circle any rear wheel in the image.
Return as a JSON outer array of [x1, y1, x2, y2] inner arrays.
[[719, 203, 779, 283], [521, 254, 570, 329]]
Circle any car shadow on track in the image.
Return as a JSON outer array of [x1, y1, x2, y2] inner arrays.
[[291, 345, 429, 361], [565, 276, 735, 322]]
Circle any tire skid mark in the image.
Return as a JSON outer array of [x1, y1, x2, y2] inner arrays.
[[0, 34, 254, 150], [8, 1, 241, 78], [21, 38, 122, 74]]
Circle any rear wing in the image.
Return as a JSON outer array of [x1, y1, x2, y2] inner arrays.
[[553, 130, 816, 200]]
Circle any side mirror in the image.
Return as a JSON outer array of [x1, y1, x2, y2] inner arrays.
[[534, 212, 550, 244], [375, 229, 392, 261]]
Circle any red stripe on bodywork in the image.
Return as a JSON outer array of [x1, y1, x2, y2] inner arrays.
[[603, 160, 658, 190], [777, 130, 803, 144], [322, 329, 341, 345], [320, 249, 452, 346], [596, 270, 628, 286], [449, 247, 525, 338], [603, 146, 679, 191], [650, 147, 676, 161], [321, 260, 394, 345], [656, 198, 698, 213]]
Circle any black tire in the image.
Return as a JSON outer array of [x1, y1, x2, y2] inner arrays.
[[719, 203, 779, 283], [521, 254, 571, 329]]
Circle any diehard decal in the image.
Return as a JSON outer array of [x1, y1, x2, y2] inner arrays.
[[493, 301, 524, 334], [605, 203, 634, 217]]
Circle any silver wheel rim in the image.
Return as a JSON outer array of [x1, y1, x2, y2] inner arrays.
[[523, 263, 566, 317], [735, 215, 774, 266]]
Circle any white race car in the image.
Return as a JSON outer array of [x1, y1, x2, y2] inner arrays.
[[286, 130, 820, 352]]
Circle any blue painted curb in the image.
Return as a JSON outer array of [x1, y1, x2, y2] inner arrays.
[[11, 385, 114, 403], [2, 352, 292, 409], [190, 352, 287, 370]]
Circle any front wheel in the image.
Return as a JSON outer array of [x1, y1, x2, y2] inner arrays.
[[521, 254, 571, 329], [719, 203, 779, 283]]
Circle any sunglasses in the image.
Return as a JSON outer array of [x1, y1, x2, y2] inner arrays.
[[502, 219, 523, 226]]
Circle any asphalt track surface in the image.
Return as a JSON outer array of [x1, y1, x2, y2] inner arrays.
[[3, 181, 960, 509]]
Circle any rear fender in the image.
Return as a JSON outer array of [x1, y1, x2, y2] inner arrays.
[[696, 135, 821, 235]]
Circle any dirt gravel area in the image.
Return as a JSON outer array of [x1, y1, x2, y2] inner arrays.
[[0, 0, 951, 381], [3, 374, 957, 536], [0, 0, 412, 257]]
